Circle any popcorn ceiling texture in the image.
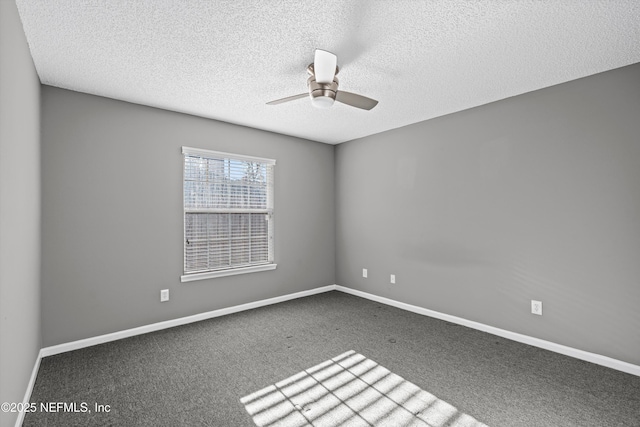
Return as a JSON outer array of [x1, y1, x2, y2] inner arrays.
[[15, 0, 640, 144]]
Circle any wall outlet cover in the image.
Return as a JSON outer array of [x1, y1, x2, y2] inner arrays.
[[531, 300, 542, 315], [362, 268, 368, 278], [161, 289, 169, 302]]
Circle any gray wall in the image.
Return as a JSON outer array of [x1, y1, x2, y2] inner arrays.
[[0, 1, 42, 426], [336, 63, 640, 366], [41, 87, 335, 347]]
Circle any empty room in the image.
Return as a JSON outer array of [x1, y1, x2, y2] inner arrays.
[[1, 1, 639, 426]]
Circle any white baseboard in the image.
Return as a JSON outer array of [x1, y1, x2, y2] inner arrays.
[[41, 285, 337, 357], [36, 283, 639, 379], [335, 285, 640, 377], [14, 349, 43, 427]]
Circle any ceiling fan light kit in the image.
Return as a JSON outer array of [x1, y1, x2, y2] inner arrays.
[[267, 49, 378, 111], [308, 64, 338, 109]]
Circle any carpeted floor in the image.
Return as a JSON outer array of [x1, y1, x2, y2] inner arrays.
[[23, 291, 640, 426], [241, 350, 488, 426]]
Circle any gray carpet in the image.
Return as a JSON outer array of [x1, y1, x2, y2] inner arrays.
[[241, 350, 488, 426], [23, 291, 640, 426]]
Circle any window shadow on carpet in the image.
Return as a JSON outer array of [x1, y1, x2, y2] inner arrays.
[[241, 350, 488, 427]]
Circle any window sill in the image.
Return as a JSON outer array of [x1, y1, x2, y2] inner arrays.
[[181, 264, 277, 282]]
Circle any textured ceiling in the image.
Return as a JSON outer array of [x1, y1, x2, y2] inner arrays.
[[15, 0, 640, 144]]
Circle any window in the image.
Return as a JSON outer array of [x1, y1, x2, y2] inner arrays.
[[181, 147, 276, 282]]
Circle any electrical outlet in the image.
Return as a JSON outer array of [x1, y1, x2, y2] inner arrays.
[[161, 289, 169, 302], [390, 274, 396, 284], [531, 300, 542, 315], [362, 268, 368, 278]]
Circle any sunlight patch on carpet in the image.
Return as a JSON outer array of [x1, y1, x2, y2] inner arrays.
[[240, 350, 488, 427]]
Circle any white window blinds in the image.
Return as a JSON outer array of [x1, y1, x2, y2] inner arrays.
[[182, 147, 275, 278]]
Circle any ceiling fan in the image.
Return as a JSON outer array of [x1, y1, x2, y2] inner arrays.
[[267, 50, 378, 111]]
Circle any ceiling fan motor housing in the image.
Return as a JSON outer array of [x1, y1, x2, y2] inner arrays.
[[307, 63, 339, 108], [307, 76, 338, 108]]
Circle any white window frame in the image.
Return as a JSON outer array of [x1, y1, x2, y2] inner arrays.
[[181, 146, 276, 282]]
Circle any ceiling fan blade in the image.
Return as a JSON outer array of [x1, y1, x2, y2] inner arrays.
[[314, 49, 337, 84], [335, 91, 378, 110], [266, 93, 308, 105]]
